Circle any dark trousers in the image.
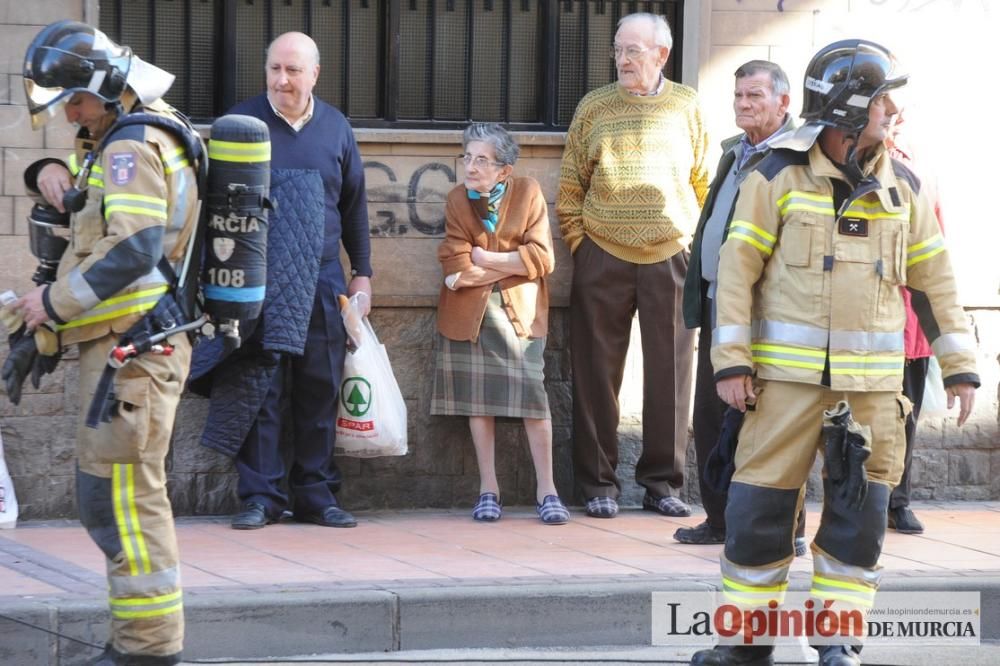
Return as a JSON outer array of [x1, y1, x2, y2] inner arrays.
[[235, 273, 348, 517], [692, 297, 730, 529], [569, 238, 695, 499], [693, 296, 805, 537], [890, 357, 928, 509]]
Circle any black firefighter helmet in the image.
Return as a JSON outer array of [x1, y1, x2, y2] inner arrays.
[[800, 39, 908, 134], [22, 20, 132, 130]]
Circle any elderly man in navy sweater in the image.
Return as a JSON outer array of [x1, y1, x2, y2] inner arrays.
[[228, 31, 372, 529]]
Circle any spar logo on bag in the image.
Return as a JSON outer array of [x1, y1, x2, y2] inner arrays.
[[338, 376, 375, 433], [334, 295, 408, 458]]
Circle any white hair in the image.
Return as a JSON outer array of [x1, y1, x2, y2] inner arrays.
[[618, 13, 673, 50], [463, 122, 520, 166]]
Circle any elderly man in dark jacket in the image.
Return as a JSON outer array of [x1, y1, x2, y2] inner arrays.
[[193, 31, 371, 531], [677, 60, 795, 546]]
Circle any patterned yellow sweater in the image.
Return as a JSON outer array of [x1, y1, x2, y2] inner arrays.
[[556, 80, 709, 264]]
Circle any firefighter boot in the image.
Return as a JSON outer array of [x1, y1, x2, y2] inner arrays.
[[817, 644, 862, 666], [86, 643, 182, 665], [689, 644, 774, 665]]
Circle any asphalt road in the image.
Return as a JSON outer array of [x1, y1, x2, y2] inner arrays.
[[191, 642, 1000, 665]]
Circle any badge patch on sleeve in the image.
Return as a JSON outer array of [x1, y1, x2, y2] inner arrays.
[[110, 153, 136, 186]]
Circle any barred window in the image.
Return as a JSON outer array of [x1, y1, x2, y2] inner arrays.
[[99, 0, 683, 130]]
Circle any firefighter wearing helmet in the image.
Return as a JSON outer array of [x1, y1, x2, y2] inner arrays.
[[6, 20, 204, 665], [689, 40, 978, 666]]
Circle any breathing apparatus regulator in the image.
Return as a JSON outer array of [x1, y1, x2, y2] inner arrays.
[[26, 203, 69, 286]]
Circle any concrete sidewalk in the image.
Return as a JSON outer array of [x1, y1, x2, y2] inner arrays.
[[2, 501, 999, 664]]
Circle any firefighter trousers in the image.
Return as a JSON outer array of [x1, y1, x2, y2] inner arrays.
[[75, 330, 191, 658], [720, 379, 910, 617]]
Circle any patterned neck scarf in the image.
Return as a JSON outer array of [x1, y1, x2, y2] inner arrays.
[[467, 181, 507, 233]]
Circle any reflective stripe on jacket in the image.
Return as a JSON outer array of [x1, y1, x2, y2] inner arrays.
[[711, 141, 978, 392], [45, 97, 202, 346]]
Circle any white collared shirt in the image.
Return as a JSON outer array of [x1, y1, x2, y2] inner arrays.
[[627, 74, 666, 97], [736, 117, 790, 171], [267, 94, 315, 132]]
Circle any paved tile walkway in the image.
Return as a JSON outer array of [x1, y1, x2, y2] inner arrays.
[[3, 501, 1000, 602]]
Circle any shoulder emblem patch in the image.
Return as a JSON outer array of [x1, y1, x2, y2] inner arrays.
[[110, 152, 137, 186]]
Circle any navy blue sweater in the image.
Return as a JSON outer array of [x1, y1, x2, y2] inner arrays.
[[229, 94, 372, 274]]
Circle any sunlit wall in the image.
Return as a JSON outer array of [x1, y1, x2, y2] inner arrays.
[[696, 0, 999, 306]]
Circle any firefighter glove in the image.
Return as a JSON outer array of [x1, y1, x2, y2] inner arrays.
[[2, 333, 38, 405], [842, 429, 871, 510], [822, 400, 873, 511], [822, 401, 851, 484], [30, 349, 61, 390]]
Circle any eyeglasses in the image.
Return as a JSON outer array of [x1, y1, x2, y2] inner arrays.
[[460, 153, 504, 169], [610, 45, 654, 61]]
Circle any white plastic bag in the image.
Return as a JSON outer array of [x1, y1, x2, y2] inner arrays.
[[334, 294, 408, 457], [920, 355, 949, 419], [0, 425, 18, 529]]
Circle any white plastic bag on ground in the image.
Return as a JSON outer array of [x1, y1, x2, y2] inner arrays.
[[0, 425, 18, 529], [334, 294, 408, 458]]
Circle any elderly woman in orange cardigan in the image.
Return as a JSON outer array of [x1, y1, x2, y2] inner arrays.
[[431, 123, 569, 525]]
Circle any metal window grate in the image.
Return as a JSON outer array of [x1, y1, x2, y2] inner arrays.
[[99, 0, 219, 120], [99, 0, 683, 130]]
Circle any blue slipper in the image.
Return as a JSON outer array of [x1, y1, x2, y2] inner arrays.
[[585, 496, 619, 518], [536, 495, 570, 525], [472, 493, 502, 522]]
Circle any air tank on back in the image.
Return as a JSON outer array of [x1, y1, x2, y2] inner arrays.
[[202, 114, 271, 349]]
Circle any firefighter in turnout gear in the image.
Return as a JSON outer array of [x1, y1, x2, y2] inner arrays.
[[690, 40, 978, 666], [12, 20, 204, 665]]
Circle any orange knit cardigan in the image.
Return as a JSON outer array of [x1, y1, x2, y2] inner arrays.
[[436, 177, 555, 342]]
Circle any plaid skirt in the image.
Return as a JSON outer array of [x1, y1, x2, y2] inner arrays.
[[431, 291, 550, 419]]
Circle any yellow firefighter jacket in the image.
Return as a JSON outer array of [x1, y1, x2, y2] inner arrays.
[[36, 95, 201, 347], [711, 140, 978, 392]]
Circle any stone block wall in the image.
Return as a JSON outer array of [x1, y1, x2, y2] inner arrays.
[[1, 0, 998, 520]]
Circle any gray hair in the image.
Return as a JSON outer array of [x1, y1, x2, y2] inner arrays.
[[617, 13, 673, 50], [735, 60, 790, 97], [462, 123, 520, 166]]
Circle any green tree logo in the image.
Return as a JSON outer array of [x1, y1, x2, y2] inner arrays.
[[341, 377, 372, 417]]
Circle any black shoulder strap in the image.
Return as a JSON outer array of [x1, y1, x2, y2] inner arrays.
[[101, 110, 207, 318], [100, 111, 208, 200]]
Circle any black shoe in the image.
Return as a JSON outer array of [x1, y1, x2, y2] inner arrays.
[[230, 501, 275, 530], [888, 506, 924, 534], [690, 644, 774, 665], [816, 644, 861, 665], [296, 504, 358, 528], [795, 536, 808, 557], [674, 521, 726, 544], [643, 492, 692, 517], [87, 644, 182, 665]]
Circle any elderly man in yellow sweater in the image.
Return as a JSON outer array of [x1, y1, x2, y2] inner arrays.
[[557, 12, 709, 519]]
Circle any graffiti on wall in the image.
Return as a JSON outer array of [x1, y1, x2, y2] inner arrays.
[[363, 160, 456, 237]]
